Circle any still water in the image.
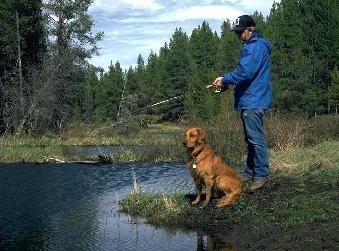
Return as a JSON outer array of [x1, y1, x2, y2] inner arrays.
[[0, 162, 237, 251]]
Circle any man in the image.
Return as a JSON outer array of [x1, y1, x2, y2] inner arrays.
[[209, 15, 272, 192]]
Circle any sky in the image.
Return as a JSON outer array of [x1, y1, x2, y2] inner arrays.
[[88, 0, 279, 71]]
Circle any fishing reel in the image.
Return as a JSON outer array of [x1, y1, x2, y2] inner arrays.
[[214, 85, 228, 94], [207, 83, 228, 94]]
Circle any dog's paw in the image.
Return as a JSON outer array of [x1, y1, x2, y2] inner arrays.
[[216, 199, 232, 208], [192, 200, 200, 205], [202, 201, 211, 207], [192, 197, 202, 205]]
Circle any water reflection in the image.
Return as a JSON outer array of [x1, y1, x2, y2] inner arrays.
[[197, 232, 238, 251], [0, 162, 237, 250]]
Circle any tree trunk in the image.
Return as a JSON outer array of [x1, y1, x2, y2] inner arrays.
[[16, 8, 24, 112], [15, 103, 34, 135], [38, 155, 113, 165]]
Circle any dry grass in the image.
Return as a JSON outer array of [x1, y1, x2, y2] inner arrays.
[[270, 140, 339, 174], [265, 111, 307, 150], [181, 110, 338, 167]]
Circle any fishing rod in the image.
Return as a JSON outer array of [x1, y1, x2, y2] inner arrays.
[[206, 83, 228, 93], [120, 85, 226, 116], [122, 80, 227, 115], [137, 93, 185, 111], [137, 85, 226, 113], [93, 84, 224, 135], [90, 91, 187, 136]]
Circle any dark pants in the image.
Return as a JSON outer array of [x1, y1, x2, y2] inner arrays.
[[240, 109, 269, 180]]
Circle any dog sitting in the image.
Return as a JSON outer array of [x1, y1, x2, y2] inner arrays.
[[183, 127, 243, 207]]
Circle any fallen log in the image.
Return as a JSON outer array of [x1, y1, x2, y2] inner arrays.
[[37, 154, 113, 165]]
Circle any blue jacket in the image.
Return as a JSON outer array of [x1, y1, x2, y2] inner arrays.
[[222, 32, 272, 110]]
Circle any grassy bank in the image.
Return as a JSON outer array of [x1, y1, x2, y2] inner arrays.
[[119, 141, 339, 248], [0, 123, 183, 163], [0, 113, 338, 163]]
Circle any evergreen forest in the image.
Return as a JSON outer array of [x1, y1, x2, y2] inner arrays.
[[0, 0, 338, 135]]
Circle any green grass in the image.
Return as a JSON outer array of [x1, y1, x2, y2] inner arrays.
[[0, 146, 64, 163], [0, 115, 338, 164], [0, 134, 146, 147], [0, 123, 182, 147], [119, 141, 339, 230], [0, 123, 182, 163], [270, 140, 339, 174]]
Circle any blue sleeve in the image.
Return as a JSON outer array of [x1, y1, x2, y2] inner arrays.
[[222, 43, 263, 86]]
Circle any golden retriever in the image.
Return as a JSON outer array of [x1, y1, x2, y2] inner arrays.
[[183, 127, 243, 207]]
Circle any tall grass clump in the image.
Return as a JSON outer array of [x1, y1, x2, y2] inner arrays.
[[204, 112, 245, 166], [304, 115, 339, 144], [265, 111, 308, 150], [138, 135, 186, 162], [265, 112, 339, 151]]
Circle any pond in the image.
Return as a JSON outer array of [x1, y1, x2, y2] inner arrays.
[[0, 162, 238, 251]]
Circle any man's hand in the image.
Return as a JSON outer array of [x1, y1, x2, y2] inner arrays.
[[207, 77, 223, 89]]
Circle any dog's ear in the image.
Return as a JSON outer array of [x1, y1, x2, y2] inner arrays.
[[197, 128, 206, 144], [184, 128, 190, 138]]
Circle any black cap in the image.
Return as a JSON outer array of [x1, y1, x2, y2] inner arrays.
[[231, 15, 256, 31]]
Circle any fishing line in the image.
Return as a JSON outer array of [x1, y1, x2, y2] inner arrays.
[[136, 93, 185, 112], [88, 92, 187, 155]]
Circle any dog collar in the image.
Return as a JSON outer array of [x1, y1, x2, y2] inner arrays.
[[191, 146, 205, 164]]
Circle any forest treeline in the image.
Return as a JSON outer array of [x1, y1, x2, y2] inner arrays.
[[0, 0, 338, 135]]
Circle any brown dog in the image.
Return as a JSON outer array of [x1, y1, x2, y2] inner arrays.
[[183, 127, 243, 207]]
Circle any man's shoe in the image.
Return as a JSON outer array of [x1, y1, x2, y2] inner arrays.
[[242, 176, 253, 182], [248, 179, 269, 193]]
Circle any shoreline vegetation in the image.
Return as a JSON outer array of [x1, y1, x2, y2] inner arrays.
[[0, 122, 183, 163], [0, 112, 338, 164]]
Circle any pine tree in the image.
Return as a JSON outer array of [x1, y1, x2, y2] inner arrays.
[[153, 43, 171, 117], [189, 21, 220, 119], [163, 28, 191, 120], [216, 20, 240, 75], [95, 61, 124, 121], [252, 11, 266, 35], [125, 66, 138, 95], [135, 54, 147, 105], [301, 0, 338, 113], [190, 21, 219, 81], [266, 0, 338, 114], [76, 65, 101, 121], [184, 59, 201, 121], [143, 51, 164, 115], [267, 0, 314, 113]]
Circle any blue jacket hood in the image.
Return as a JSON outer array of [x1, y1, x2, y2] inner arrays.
[[248, 32, 272, 53], [222, 32, 273, 110]]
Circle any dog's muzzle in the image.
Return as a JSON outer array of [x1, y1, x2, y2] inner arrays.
[[183, 140, 195, 149]]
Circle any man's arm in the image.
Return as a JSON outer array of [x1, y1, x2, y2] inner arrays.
[[222, 44, 263, 86]]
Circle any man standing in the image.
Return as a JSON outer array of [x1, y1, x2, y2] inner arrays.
[[209, 15, 272, 192]]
